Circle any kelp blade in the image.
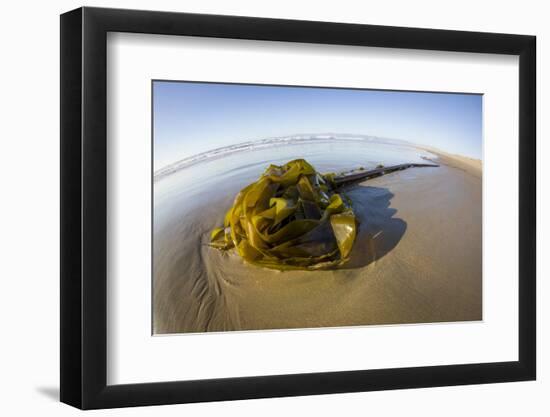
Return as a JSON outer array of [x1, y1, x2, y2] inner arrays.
[[210, 159, 357, 270]]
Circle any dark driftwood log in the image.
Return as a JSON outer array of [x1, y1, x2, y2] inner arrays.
[[333, 163, 439, 187]]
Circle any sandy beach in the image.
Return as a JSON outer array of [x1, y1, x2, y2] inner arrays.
[[153, 150, 482, 334]]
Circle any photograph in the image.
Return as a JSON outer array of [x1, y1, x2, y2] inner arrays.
[[152, 81, 483, 334]]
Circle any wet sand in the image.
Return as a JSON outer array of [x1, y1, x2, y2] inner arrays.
[[153, 152, 482, 334]]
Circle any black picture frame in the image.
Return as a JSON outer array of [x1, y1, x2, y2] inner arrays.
[[60, 6, 536, 410]]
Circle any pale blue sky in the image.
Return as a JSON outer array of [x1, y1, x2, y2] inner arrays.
[[153, 81, 482, 170]]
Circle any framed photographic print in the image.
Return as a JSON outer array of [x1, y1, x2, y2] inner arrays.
[[60, 6, 536, 409]]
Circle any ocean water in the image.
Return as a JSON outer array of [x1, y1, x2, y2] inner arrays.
[[155, 140, 435, 212]]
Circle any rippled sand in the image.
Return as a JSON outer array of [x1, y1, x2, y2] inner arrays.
[[153, 152, 482, 334]]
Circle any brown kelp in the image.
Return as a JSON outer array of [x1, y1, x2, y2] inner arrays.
[[210, 159, 357, 270], [210, 158, 439, 270]]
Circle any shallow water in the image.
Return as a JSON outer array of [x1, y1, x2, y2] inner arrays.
[[155, 141, 435, 218], [153, 140, 480, 334]]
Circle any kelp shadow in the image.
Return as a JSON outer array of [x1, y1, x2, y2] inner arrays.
[[340, 185, 407, 269]]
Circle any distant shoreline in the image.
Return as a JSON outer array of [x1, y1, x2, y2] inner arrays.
[[421, 146, 482, 179]]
